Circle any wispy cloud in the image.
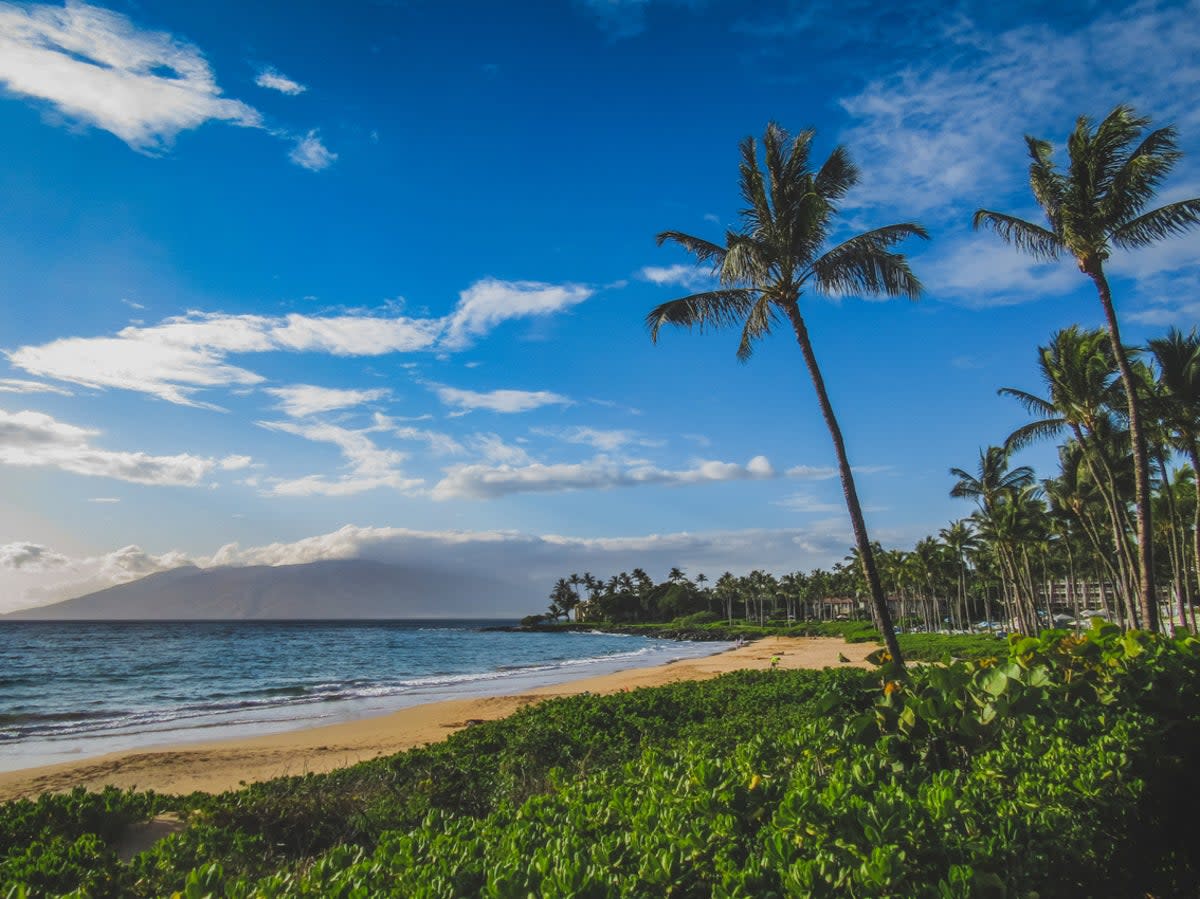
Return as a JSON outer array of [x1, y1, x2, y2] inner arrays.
[[576, 0, 653, 37], [255, 66, 306, 95], [638, 264, 713, 290], [432, 454, 776, 499], [8, 310, 441, 407], [839, 1, 1200, 222], [289, 129, 336, 171], [0, 2, 336, 170], [0, 0, 260, 151], [533, 425, 663, 452], [923, 234, 1080, 307], [0, 377, 72, 395], [258, 418, 423, 497], [441, 278, 593, 350], [0, 408, 247, 485], [772, 492, 841, 513], [9, 278, 593, 408], [431, 384, 572, 415], [265, 384, 390, 418]]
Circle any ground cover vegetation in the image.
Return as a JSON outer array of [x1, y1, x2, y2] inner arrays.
[[2, 624, 1199, 896]]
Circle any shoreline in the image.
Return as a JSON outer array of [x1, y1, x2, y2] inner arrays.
[[0, 636, 876, 801]]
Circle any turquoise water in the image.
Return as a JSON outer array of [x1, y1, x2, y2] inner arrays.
[[0, 620, 729, 771]]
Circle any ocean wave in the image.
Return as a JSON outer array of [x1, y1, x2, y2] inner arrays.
[[0, 627, 727, 747]]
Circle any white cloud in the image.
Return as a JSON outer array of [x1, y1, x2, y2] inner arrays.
[[773, 493, 842, 513], [432, 454, 776, 500], [0, 541, 69, 570], [440, 278, 593, 350], [532, 425, 663, 452], [266, 384, 390, 418], [639, 263, 712, 291], [432, 384, 572, 414], [839, 1, 1200, 222], [0, 0, 261, 151], [87, 496, 120, 503], [289, 129, 336, 171], [785, 464, 838, 480], [8, 310, 440, 407], [0, 407, 245, 485], [258, 419, 423, 497], [924, 234, 1080, 307], [255, 66, 306, 95], [0, 377, 72, 395], [470, 432, 532, 465]]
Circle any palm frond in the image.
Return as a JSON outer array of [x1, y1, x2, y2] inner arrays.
[[1091, 105, 1150, 186], [1025, 136, 1064, 226], [655, 231, 728, 267], [1110, 198, 1200, 248], [644, 289, 760, 343], [784, 129, 816, 191], [721, 233, 772, 287], [1004, 418, 1065, 453], [809, 224, 928, 299], [997, 386, 1057, 417], [738, 135, 772, 233], [814, 145, 857, 201], [972, 210, 1063, 259], [1103, 125, 1182, 224], [763, 123, 788, 216], [736, 294, 778, 362]]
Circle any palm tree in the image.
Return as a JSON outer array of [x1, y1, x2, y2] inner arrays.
[[1147, 327, 1200, 628], [974, 105, 1200, 632], [647, 123, 926, 671], [999, 327, 1140, 615], [950, 446, 1035, 514]]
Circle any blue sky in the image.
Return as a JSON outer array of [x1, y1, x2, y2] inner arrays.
[[1, 0, 1198, 612]]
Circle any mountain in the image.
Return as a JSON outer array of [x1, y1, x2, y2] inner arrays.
[[3, 559, 529, 620]]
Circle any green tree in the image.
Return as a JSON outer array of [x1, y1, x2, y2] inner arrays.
[[974, 105, 1200, 631], [647, 123, 926, 671], [1147, 327, 1200, 628]]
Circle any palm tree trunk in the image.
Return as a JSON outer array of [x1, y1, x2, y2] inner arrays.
[[1189, 444, 1200, 635], [784, 303, 905, 672], [1069, 422, 1139, 615], [1085, 261, 1157, 631]]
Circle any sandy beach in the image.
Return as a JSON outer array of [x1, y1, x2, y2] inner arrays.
[[0, 636, 876, 802]]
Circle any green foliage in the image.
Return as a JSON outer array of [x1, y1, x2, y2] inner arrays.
[[5, 625, 1199, 897], [0, 787, 160, 898]]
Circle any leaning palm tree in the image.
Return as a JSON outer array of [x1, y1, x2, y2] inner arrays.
[[974, 105, 1200, 632], [647, 122, 927, 671]]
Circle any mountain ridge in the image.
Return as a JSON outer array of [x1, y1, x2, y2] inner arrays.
[[3, 559, 529, 620]]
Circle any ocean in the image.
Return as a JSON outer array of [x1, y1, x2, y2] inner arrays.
[[0, 620, 730, 772]]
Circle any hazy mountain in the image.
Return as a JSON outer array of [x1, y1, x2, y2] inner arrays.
[[3, 559, 529, 620]]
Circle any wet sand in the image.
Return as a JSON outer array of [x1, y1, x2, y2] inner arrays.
[[0, 636, 875, 801]]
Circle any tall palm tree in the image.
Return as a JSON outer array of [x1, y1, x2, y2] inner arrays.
[[647, 123, 927, 671], [999, 327, 1140, 614], [1147, 327, 1200, 627], [974, 105, 1200, 632]]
